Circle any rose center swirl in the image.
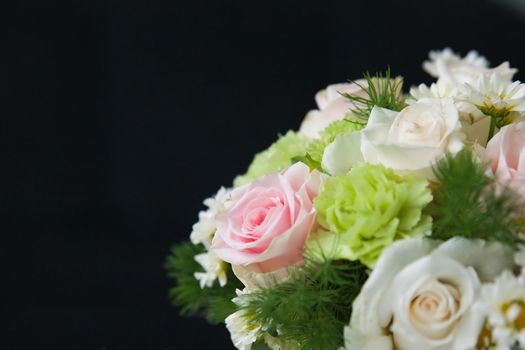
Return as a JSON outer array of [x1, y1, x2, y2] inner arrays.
[[409, 279, 461, 327]]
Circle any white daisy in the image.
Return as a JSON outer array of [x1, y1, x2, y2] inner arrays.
[[408, 80, 489, 144], [193, 251, 228, 288], [190, 187, 232, 248], [225, 289, 261, 350], [226, 310, 261, 350], [459, 72, 525, 116], [423, 48, 516, 88], [424, 48, 489, 81], [408, 80, 454, 103], [476, 271, 525, 349]]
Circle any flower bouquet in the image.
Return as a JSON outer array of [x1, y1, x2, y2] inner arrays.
[[167, 48, 525, 350]]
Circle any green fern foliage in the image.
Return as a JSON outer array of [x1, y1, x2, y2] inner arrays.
[[342, 67, 406, 120], [429, 148, 524, 246], [237, 254, 368, 350], [165, 241, 243, 324]]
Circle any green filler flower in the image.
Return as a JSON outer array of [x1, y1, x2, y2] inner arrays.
[[312, 163, 432, 267], [234, 131, 310, 187]]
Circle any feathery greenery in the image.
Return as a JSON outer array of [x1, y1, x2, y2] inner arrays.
[[236, 252, 368, 350], [342, 67, 406, 121], [429, 148, 524, 246], [166, 241, 243, 324]]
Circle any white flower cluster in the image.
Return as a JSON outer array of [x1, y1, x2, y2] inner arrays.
[[411, 48, 524, 146], [190, 187, 232, 288]]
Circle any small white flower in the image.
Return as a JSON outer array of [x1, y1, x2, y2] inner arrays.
[[424, 48, 488, 83], [190, 214, 215, 247], [476, 271, 525, 349], [225, 289, 261, 350], [231, 288, 250, 307], [409, 79, 485, 123], [459, 72, 525, 115], [225, 310, 261, 350], [423, 48, 516, 88], [190, 187, 232, 248], [409, 80, 493, 145], [203, 186, 232, 212], [408, 80, 454, 102], [193, 251, 228, 288]]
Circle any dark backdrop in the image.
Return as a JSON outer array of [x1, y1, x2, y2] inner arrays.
[[4, 0, 525, 348]]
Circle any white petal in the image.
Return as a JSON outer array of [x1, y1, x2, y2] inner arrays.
[[344, 326, 393, 350], [386, 254, 480, 349], [434, 237, 514, 282], [232, 263, 292, 290], [460, 115, 491, 146], [367, 106, 399, 128], [322, 132, 363, 175], [350, 239, 438, 334], [299, 110, 328, 139]]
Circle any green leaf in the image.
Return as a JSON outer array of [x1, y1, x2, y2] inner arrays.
[[291, 153, 323, 172]]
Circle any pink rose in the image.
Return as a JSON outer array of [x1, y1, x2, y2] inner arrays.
[[300, 81, 368, 138], [211, 162, 322, 275], [485, 122, 525, 199]]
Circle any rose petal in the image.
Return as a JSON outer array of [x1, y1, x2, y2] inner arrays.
[[434, 237, 514, 282], [359, 101, 464, 176], [344, 325, 394, 350], [248, 210, 316, 271], [386, 254, 480, 349], [300, 81, 367, 138], [211, 163, 322, 274], [322, 131, 364, 175], [232, 263, 293, 290], [351, 239, 439, 334]]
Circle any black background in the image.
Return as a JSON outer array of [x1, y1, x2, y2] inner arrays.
[[4, 0, 525, 348]]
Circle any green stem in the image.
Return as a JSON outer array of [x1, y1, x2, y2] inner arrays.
[[487, 116, 497, 142]]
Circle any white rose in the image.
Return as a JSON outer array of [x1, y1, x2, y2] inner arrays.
[[345, 237, 515, 350], [322, 98, 465, 177], [299, 81, 367, 138], [423, 48, 516, 89], [409, 81, 491, 146], [417, 49, 517, 147]]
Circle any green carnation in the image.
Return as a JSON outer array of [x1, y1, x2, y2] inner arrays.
[[234, 131, 310, 187], [306, 119, 364, 166], [312, 163, 432, 267]]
